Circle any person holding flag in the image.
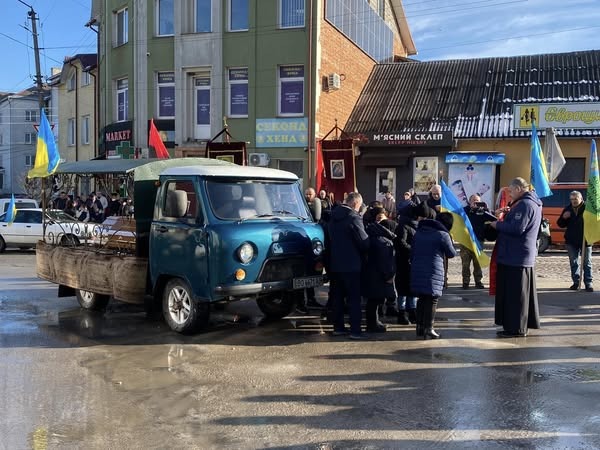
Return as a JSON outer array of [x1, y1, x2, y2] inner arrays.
[[489, 177, 542, 338], [5, 194, 17, 226]]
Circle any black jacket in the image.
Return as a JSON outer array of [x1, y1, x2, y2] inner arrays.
[[395, 215, 418, 296], [329, 204, 370, 273], [362, 222, 397, 299], [557, 201, 589, 247]]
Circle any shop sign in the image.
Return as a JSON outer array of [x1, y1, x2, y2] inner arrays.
[[102, 121, 133, 153], [513, 103, 600, 130], [361, 131, 453, 146], [256, 118, 308, 147]]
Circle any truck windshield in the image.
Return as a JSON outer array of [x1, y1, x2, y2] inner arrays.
[[206, 180, 310, 221]]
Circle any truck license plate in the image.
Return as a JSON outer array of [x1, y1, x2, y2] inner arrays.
[[293, 276, 324, 289]]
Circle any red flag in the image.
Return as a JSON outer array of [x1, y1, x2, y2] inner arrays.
[[315, 139, 325, 192], [149, 119, 170, 159]]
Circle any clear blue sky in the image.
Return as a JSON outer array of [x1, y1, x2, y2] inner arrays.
[[1, 0, 599, 92], [0, 0, 93, 93]]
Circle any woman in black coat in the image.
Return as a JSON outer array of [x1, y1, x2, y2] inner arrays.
[[362, 208, 397, 332], [395, 206, 418, 324]]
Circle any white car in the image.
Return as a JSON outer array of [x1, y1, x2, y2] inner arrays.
[[0, 208, 94, 252]]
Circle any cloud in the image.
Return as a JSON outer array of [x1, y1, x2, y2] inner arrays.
[[408, 0, 600, 60]]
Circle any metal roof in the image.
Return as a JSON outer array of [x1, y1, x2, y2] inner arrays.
[[345, 50, 600, 139], [54, 158, 233, 181], [162, 165, 298, 180]]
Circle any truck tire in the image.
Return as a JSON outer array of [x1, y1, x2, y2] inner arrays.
[[0, 236, 6, 253], [537, 235, 551, 254], [163, 278, 209, 334], [256, 291, 298, 319], [76, 289, 110, 311]]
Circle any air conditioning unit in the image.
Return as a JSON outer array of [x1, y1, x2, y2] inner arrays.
[[328, 73, 341, 91], [248, 153, 270, 167]]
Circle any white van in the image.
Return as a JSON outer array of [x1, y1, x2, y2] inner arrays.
[[0, 197, 39, 214]]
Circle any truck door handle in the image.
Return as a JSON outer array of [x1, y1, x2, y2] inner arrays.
[[157, 226, 169, 233]]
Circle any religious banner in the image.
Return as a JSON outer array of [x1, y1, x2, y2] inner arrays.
[[317, 138, 355, 204], [206, 142, 246, 166]]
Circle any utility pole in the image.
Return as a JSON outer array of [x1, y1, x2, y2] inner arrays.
[[18, 0, 44, 111]]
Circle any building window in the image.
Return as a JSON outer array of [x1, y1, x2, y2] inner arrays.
[[81, 71, 91, 86], [279, 0, 304, 28], [157, 72, 175, 118], [25, 133, 36, 144], [25, 155, 35, 167], [157, 0, 174, 35], [68, 119, 75, 146], [196, 0, 211, 32], [326, 0, 394, 62], [229, 0, 248, 31], [228, 68, 248, 117], [193, 73, 211, 140], [67, 75, 76, 91], [116, 78, 129, 122], [82, 116, 90, 145], [25, 110, 37, 122], [115, 7, 129, 46], [557, 157, 586, 183], [278, 65, 304, 116]]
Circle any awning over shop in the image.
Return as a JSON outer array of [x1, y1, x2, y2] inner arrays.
[[446, 152, 505, 164]]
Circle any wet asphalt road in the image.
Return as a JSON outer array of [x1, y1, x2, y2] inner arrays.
[[1, 250, 600, 449]]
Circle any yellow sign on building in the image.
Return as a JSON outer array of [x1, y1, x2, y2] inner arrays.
[[516, 105, 540, 129]]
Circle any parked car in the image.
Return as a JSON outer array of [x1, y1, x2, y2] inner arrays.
[[0, 197, 39, 214], [539, 183, 587, 252], [0, 208, 93, 252]]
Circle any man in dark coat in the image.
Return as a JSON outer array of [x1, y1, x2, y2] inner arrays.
[[426, 184, 441, 213], [557, 190, 593, 291], [329, 192, 370, 339], [410, 206, 457, 339], [362, 207, 397, 332], [489, 177, 542, 338]]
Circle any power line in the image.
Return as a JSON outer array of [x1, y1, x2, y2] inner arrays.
[[419, 25, 600, 52]]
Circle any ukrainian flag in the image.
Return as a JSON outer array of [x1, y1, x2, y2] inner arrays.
[[28, 109, 60, 178], [5, 194, 17, 225], [530, 120, 553, 198], [440, 180, 490, 268], [584, 140, 600, 244]]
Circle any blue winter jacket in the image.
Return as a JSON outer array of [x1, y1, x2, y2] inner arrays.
[[410, 219, 457, 297], [329, 204, 370, 273], [495, 190, 542, 267]]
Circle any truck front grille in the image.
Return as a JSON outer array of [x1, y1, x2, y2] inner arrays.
[[257, 257, 306, 283]]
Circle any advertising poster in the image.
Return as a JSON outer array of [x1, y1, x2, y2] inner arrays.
[[447, 163, 494, 208], [413, 157, 438, 195]]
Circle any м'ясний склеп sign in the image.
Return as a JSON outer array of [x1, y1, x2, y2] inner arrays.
[[361, 131, 453, 147]]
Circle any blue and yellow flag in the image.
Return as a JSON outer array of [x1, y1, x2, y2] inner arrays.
[[28, 109, 60, 178], [530, 120, 553, 198], [440, 181, 490, 268], [584, 140, 600, 244], [5, 194, 17, 225]]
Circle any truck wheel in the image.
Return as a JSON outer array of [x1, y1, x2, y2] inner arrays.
[[76, 289, 110, 311], [163, 278, 209, 334], [0, 236, 6, 253], [256, 291, 298, 319], [537, 235, 551, 253]]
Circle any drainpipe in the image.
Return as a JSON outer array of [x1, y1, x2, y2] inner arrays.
[[68, 60, 79, 161], [86, 19, 99, 158], [307, 0, 314, 186]]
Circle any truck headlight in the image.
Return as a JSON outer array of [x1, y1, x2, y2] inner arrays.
[[312, 239, 324, 256], [237, 242, 254, 264]]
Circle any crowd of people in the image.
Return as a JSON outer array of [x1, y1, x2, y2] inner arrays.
[[301, 176, 583, 341], [53, 190, 134, 223]]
